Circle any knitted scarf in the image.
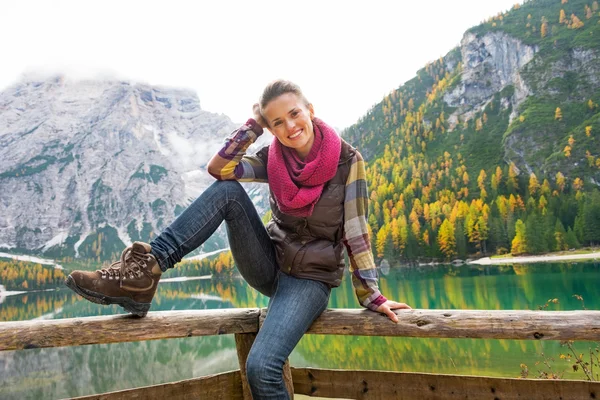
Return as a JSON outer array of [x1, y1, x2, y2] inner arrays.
[[267, 117, 341, 217]]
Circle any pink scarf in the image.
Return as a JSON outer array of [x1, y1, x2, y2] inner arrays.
[[268, 118, 341, 217]]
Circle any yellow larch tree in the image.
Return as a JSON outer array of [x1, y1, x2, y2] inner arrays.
[[556, 171, 566, 193], [475, 118, 483, 131], [586, 150, 595, 167], [555, 107, 563, 120], [570, 14, 585, 28], [511, 219, 528, 255], [528, 173, 540, 197], [437, 219, 456, 259], [585, 4, 593, 19], [541, 22, 548, 37], [560, 9, 567, 23], [573, 177, 584, 191]]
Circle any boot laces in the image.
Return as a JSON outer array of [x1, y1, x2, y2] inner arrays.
[[98, 246, 154, 286]]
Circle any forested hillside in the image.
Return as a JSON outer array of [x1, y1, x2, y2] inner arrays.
[[343, 0, 600, 261]]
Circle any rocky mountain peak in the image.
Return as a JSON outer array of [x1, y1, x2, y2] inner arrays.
[[0, 76, 267, 259]]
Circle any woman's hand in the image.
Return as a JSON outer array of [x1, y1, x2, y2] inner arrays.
[[252, 103, 268, 129], [375, 300, 412, 323]]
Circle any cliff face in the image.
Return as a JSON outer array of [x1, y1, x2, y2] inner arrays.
[[0, 76, 269, 259], [444, 32, 537, 126]]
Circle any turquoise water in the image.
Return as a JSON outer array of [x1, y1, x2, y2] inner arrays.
[[0, 261, 598, 399]]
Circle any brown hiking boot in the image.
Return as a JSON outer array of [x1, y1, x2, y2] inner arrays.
[[65, 242, 162, 317]]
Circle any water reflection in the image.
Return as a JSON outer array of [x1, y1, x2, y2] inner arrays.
[[1, 262, 599, 399]]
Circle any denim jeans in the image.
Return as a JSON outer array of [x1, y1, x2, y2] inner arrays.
[[150, 180, 330, 399]]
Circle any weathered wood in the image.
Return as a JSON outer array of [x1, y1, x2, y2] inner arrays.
[[0, 309, 259, 351], [3, 308, 599, 352], [235, 332, 257, 400], [302, 309, 600, 340], [292, 368, 600, 400], [70, 370, 243, 400], [283, 359, 294, 398]]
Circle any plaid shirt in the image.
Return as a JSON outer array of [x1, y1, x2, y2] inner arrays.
[[207, 119, 387, 311]]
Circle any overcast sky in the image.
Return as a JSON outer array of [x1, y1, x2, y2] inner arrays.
[[1, 0, 521, 129]]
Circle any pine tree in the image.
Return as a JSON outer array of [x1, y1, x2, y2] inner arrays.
[[582, 191, 600, 245], [455, 220, 468, 258], [566, 227, 580, 248], [554, 220, 568, 251]]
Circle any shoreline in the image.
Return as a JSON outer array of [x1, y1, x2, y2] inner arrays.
[[469, 251, 600, 265]]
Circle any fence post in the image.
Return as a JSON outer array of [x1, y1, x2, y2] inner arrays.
[[235, 332, 256, 400]]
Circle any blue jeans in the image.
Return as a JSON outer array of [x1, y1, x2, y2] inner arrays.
[[150, 180, 330, 399]]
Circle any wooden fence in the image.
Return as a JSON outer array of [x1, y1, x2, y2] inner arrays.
[[1, 308, 599, 399]]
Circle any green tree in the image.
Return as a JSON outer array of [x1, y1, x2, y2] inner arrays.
[[554, 220, 568, 251], [566, 227, 580, 249]]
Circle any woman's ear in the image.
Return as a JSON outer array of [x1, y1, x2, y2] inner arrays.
[[308, 103, 315, 119]]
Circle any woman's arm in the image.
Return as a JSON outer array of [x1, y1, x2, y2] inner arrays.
[[207, 118, 268, 182], [342, 151, 411, 321]]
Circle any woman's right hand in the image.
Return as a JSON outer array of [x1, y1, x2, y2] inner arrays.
[[252, 103, 268, 129]]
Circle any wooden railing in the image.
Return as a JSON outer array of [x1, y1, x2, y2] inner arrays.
[[2, 309, 600, 399]]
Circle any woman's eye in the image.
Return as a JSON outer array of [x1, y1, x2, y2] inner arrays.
[[291, 111, 299, 117], [273, 121, 282, 126]]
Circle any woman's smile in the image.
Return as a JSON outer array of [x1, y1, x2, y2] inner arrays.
[[262, 92, 315, 160]]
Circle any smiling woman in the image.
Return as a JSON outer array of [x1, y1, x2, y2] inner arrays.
[[258, 81, 315, 159], [65, 79, 412, 400]]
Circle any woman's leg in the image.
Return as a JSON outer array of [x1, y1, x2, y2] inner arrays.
[[66, 180, 280, 316], [246, 272, 331, 399], [151, 180, 279, 296]]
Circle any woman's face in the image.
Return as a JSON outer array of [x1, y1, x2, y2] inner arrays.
[[262, 92, 315, 159]]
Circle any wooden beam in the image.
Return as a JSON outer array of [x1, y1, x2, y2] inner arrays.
[[3, 308, 599, 352], [0, 309, 259, 351], [235, 332, 256, 400], [302, 309, 600, 340], [292, 368, 600, 400], [71, 370, 244, 400], [283, 359, 294, 398]]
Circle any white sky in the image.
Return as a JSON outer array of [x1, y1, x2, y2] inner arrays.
[[0, 0, 521, 129]]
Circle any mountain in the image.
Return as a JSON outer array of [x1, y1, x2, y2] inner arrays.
[[0, 76, 269, 261], [342, 0, 600, 261]]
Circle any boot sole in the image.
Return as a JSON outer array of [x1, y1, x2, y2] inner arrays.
[[65, 275, 151, 317]]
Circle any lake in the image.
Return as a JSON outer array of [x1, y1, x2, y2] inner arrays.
[[1, 261, 599, 399]]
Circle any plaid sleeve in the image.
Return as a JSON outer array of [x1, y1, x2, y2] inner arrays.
[[342, 151, 387, 311], [207, 118, 268, 182]]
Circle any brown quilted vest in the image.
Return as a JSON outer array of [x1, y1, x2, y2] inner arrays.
[[256, 140, 356, 287]]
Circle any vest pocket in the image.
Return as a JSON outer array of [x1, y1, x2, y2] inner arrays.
[[297, 240, 339, 274]]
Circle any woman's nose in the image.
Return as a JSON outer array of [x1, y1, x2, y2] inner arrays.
[[285, 119, 295, 131]]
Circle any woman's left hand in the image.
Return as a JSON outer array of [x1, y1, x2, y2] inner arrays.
[[375, 300, 412, 323]]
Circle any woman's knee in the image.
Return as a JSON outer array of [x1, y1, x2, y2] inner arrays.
[[209, 179, 243, 193], [246, 350, 282, 387]]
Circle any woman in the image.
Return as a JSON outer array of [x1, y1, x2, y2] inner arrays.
[[66, 80, 411, 399]]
